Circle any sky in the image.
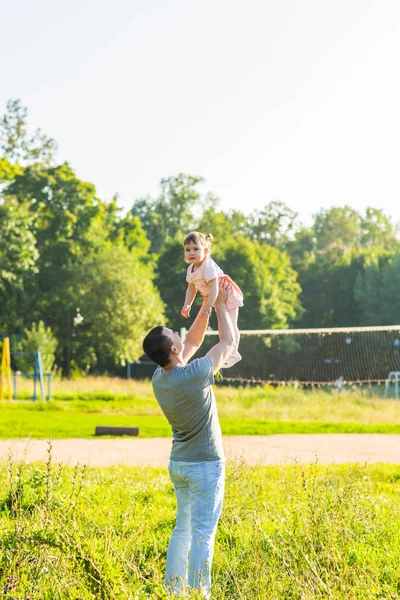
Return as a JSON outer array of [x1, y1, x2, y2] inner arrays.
[[1, 0, 400, 225]]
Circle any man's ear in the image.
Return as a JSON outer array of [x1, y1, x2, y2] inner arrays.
[[171, 344, 178, 355]]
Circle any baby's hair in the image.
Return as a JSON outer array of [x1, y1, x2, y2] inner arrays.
[[183, 231, 214, 249]]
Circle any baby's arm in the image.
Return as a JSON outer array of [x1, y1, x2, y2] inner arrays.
[[202, 278, 219, 316], [181, 283, 197, 318]]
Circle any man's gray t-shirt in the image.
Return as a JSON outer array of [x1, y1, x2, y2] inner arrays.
[[152, 356, 224, 462]]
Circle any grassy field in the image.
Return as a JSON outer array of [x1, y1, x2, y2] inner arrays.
[[1, 448, 400, 599], [1, 376, 400, 438]]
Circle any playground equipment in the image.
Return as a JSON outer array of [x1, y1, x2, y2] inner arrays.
[[0, 337, 12, 400], [1, 337, 52, 401]]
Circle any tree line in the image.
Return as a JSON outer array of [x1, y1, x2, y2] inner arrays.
[[1, 100, 399, 376]]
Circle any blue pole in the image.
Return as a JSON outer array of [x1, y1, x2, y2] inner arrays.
[[37, 351, 45, 401], [33, 353, 38, 402]]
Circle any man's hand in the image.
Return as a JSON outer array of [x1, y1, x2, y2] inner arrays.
[[215, 279, 229, 306], [202, 279, 227, 315], [181, 304, 191, 319]]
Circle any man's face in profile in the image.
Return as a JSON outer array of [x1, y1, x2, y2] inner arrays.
[[163, 328, 183, 357]]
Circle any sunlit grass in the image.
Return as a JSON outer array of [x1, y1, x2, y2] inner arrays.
[[2, 376, 400, 438], [1, 449, 400, 598], [216, 382, 400, 424]]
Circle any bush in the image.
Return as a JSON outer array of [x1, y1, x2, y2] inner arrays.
[[14, 321, 57, 374]]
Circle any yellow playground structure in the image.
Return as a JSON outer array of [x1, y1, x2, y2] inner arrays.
[[0, 337, 12, 401]]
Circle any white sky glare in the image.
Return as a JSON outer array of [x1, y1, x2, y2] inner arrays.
[[1, 0, 399, 225]]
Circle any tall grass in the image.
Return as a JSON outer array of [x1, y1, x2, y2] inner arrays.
[[1, 444, 400, 598], [3, 376, 400, 438], [48, 377, 400, 424]]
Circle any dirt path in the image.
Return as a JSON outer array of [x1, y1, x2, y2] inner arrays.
[[1, 435, 400, 466]]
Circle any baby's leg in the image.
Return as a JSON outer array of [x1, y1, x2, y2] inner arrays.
[[228, 307, 240, 351], [221, 307, 241, 368]]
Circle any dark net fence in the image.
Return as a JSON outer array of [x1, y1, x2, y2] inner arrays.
[[190, 326, 400, 384]]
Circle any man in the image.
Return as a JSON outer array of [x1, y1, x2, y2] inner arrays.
[[142, 287, 235, 599]]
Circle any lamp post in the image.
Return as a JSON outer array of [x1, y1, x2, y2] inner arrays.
[[64, 307, 84, 377]]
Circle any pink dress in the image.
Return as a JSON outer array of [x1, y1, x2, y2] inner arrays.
[[186, 257, 244, 311]]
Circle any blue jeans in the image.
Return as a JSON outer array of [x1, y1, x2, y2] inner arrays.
[[165, 459, 225, 599]]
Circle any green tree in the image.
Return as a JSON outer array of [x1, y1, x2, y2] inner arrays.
[[68, 245, 165, 372], [0, 99, 56, 165], [6, 162, 100, 248], [360, 208, 398, 249], [131, 173, 204, 254], [0, 156, 23, 182], [0, 199, 38, 289], [296, 249, 361, 328], [354, 258, 385, 326], [295, 206, 400, 328], [15, 321, 57, 374], [313, 206, 362, 252], [2, 160, 163, 375], [159, 173, 203, 238], [0, 101, 165, 375], [218, 236, 302, 329], [284, 227, 315, 272], [355, 250, 400, 326], [130, 196, 166, 255], [0, 199, 39, 332], [195, 207, 249, 257], [2, 163, 105, 372], [109, 208, 152, 260], [380, 252, 400, 325], [155, 237, 188, 330], [246, 201, 299, 248]]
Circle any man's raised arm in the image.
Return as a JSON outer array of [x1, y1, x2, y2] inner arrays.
[[181, 298, 210, 364]]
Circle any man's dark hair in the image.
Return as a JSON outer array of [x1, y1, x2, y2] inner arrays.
[[142, 326, 173, 367]]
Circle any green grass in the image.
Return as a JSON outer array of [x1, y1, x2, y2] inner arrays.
[[1, 450, 400, 598], [1, 376, 400, 438], [4, 410, 400, 439]]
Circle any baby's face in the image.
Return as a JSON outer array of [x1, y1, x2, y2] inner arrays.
[[184, 241, 207, 265]]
